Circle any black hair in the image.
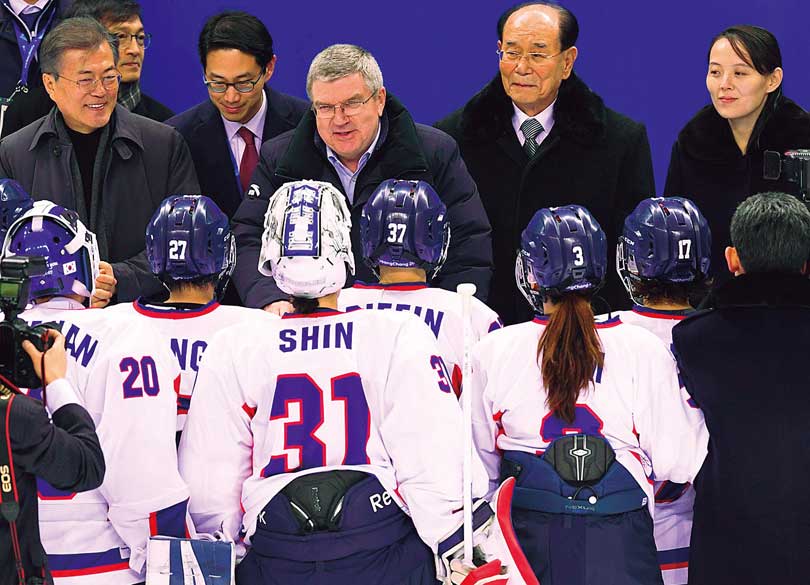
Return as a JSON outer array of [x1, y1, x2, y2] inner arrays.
[[496, 1, 578, 50], [731, 192, 810, 274], [198, 11, 274, 70], [630, 278, 710, 308], [292, 297, 319, 314], [163, 274, 218, 292], [709, 25, 781, 76], [64, 0, 142, 24]]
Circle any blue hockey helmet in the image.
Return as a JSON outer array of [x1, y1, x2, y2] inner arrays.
[[0, 179, 33, 238], [515, 204, 607, 312], [617, 197, 711, 303], [3, 201, 100, 301], [146, 195, 235, 296], [360, 179, 450, 280]]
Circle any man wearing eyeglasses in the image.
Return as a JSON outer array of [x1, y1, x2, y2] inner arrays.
[[0, 17, 199, 307], [231, 43, 492, 315], [167, 11, 308, 223], [437, 1, 654, 326], [1, 0, 174, 138]]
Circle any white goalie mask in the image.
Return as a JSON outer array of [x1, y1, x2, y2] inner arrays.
[[259, 180, 355, 299]]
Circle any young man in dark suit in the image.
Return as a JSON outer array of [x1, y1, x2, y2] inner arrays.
[[166, 11, 308, 221]]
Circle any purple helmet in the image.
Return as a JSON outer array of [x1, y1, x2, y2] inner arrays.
[[146, 195, 235, 295], [516, 204, 607, 312], [3, 201, 100, 300], [0, 179, 33, 238], [617, 197, 711, 303], [360, 179, 450, 280]]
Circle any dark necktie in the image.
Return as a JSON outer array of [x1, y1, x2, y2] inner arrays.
[[237, 127, 258, 193], [19, 8, 41, 32], [520, 118, 544, 159]]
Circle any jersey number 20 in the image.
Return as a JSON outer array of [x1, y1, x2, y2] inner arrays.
[[262, 373, 370, 477]]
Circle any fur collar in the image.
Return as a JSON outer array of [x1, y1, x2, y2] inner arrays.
[[675, 96, 810, 162], [455, 72, 608, 145], [707, 271, 810, 309]]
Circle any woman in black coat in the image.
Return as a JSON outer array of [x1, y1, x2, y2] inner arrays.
[[664, 25, 810, 283]]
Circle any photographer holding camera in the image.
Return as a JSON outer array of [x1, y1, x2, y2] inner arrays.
[[1, 327, 105, 585]]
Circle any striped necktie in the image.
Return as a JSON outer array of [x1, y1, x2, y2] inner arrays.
[[520, 118, 544, 159]]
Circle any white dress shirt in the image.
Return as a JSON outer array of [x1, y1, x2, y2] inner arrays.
[[511, 99, 556, 148], [9, 0, 50, 15], [221, 88, 268, 169]]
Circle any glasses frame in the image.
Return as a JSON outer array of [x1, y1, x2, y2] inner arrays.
[[311, 90, 379, 119], [53, 72, 122, 93], [496, 48, 565, 65], [113, 32, 152, 49], [203, 68, 266, 94]]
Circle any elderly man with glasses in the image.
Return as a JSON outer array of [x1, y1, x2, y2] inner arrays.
[[231, 43, 492, 315], [437, 1, 654, 326], [0, 16, 199, 306]]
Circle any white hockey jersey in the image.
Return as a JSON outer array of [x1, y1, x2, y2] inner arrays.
[[22, 299, 190, 585], [470, 315, 708, 518], [106, 299, 276, 432], [612, 305, 697, 585], [179, 308, 488, 553], [339, 281, 502, 393]]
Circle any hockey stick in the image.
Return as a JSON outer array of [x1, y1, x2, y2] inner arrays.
[[456, 282, 477, 564]]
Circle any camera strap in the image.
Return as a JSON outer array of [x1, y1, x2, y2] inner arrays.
[[0, 392, 26, 585]]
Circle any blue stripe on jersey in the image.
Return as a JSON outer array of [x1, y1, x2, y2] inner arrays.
[[655, 481, 690, 503], [49, 546, 129, 573], [658, 546, 690, 568], [153, 499, 189, 537], [168, 539, 185, 585]]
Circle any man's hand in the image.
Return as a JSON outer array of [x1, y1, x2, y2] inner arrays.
[[263, 300, 293, 316], [91, 261, 117, 308], [22, 329, 67, 386]]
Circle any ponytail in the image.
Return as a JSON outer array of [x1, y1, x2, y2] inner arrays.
[[537, 293, 604, 424]]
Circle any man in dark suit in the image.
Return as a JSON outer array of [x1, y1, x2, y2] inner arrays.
[[166, 11, 308, 221], [437, 1, 654, 324], [672, 192, 810, 585]]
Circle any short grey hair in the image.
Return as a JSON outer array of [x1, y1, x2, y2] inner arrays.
[[40, 17, 119, 77], [306, 44, 383, 100], [731, 192, 810, 273]]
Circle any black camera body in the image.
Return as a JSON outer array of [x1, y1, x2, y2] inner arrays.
[[763, 149, 810, 200], [0, 256, 58, 389]]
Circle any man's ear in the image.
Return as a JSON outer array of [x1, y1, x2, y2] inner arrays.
[[264, 55, 277, 81], [725, 246, 744, 275], [42, 73, 57, 101]]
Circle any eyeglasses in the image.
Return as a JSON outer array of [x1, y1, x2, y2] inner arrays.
[[55, 72, 121, 93], [204, 69, 265, 94], [497, 49, 564, 65], [312, 91, 378, 119], [113, 32, 152, 49]]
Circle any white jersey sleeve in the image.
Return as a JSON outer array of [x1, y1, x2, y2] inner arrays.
[[72, 313, 190, 574], [23, 301, 189, 581], [178, 327, 254, 540], [630, 327, 707, 485], [470, 341, 501, 494], [373, 315, 490, 548]]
